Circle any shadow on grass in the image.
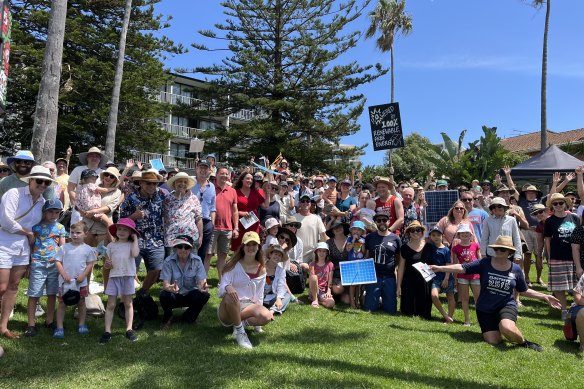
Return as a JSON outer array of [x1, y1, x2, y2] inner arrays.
[[552, 338, 581, 355], [275, 327, 371, 345], [387, 322, 483, 344]]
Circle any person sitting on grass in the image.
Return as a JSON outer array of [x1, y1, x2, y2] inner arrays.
[[428, 226, 456, 324], [25, 199, 67, 337], [308, 242, 335, 309], [99, 218, 141, 344], [564, 272, 584, 352], [159, 235, 210, 330], [54, 221, 97, 339], [263, 244, 292, 314], [218, 231, 273, 350], [431, 235, 561, 351]]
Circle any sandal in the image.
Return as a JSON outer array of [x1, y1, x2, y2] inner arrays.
[[78, 324, 89, 334], [24, 326, 37, 337], [53, 328, 65, 339], [2, 329, 20, 339]]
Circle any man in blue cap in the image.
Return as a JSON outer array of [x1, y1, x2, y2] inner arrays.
[[0, 150, 54, 200]]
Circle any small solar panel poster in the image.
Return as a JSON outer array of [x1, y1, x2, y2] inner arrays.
[[368, 102, 404, 151], [424, 190, 460, 224], [339, 258, 378, 286]]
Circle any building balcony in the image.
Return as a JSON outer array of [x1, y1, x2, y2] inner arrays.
[[135, 151, 197, 170], [162, 123, 200, 139]]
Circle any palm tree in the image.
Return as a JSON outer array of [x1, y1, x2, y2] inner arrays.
[[528, 0, 550, 152], [365, 0, 413, 103]]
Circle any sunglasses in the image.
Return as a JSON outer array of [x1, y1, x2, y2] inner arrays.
[[533, 210, 545, 215], [454, 207, 465, 211], [175, 244, 191, 250], [493, 248, 511, 253], [272, 187, 279, 191], [277, 235, 291, 243], [15, 160, 33, 166], [35, 179, 52, 186], [375, 219, 389, 223], [300, 199, 311, 203], [552, 202, 565, 206], [0, 168, 10, 173], [143, 182, 158, 186], [409, 228, 423, 233], [491, 204, 505, 209], [103, 172, 116, 179], [461, 198, 473, 202]]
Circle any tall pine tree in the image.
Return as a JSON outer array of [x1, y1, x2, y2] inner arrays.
[[187, 0, 386, 173]]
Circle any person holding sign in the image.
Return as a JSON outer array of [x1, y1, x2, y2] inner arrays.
[[431, 235, 561, 351]]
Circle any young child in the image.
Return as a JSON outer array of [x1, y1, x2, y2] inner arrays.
[[54, 221, 97, 338], [308, 242, 335, 309], [345, 220, 366, 308], [262, 217, 281, 250], [99, 218, 140, 344], [356, 199, 377, 231], [264, 244, 292, 315], [25, 199, 67, 337], [451, 224, 482, 326], [428, 226, 456, 323], [75, 169, 115, 225]]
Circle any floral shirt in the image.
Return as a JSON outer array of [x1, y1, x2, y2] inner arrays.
[[163, 191, 202, 247], [75, 183, 103, 213], [31, 222, 67, 265], [121, 189, 166, 249]]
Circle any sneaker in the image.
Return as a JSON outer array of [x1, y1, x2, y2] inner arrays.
[[234, 330, 253, 350], [521, 340, 543, 352], [35, 303, 45, 317], [561, 310, 568, 321], [78, 324, 89, 335], [125, 330, 138, 342], [254, 326, 264, 333], [53, 328, 65, 339], [99, 332, 112, 345], [24, 326, 37, 337]]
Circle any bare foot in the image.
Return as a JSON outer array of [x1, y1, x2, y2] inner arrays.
[[311, 301, 320, 309], [443, 316, 454, 324]]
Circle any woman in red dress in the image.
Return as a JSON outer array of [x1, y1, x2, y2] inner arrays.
[[232, 172, 265, 251]]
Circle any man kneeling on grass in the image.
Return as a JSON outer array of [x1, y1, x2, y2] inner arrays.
[[431, 235, 561, 351]]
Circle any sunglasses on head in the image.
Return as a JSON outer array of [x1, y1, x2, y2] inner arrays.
[[35, 179, 51, 186], [175, 244, 191, 250], [552, 202, 565, 206]]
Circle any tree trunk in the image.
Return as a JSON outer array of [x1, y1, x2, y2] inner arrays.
[[30, 0, 68, 162], [105, 0, 132, 161], [540, 0, 550, 152]]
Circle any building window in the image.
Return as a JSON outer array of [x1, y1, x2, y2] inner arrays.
[[170, 142, 189, 158]]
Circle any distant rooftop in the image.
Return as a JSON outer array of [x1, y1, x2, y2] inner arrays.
[[500, 128, 584, 155]]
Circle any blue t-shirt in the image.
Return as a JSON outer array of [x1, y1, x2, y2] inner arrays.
[[462, 258, 527, 313], [31, 222, 67, 264], [346, 235, 365, 261], [336, 195, 357, 212], [468, 208, 489, 241], [364, 233, 401, 277], [429, 244, 451, 282]]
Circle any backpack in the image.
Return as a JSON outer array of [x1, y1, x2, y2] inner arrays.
[[119, 294, 158, 329], [84, 294, 106, 317], [286, 261, 306, 294]]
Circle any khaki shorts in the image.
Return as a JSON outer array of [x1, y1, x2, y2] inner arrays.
[[209, 229, 232, 255], [83, 217, 108, 235], [523, 229, 539, 254]]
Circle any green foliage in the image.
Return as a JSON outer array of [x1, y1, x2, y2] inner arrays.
[[366, 0, 413, 53], [1, 0, 183, 160], [185, 0, 387, 173], [361, 164, 389, 183], [387, 133, 437, 183]]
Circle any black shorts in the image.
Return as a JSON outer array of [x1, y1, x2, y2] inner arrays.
[[476, 305, 518, 334]]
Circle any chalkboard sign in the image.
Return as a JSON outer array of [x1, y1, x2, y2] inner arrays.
[[368, 102, 404, 151]]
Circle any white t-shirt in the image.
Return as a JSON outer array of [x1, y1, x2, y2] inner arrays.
[[295, 213, 326, 262], [106, 241, 137, 277], [55, 242, 97, 288]]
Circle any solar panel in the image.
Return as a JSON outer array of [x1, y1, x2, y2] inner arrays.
[[339, 259, 378, 285], [425, 190, 460, 224]]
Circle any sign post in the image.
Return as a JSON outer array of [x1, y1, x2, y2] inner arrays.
[[368, 102, 404, 166]]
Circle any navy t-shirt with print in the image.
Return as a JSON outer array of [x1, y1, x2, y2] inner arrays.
[[364, 233, 401, 277], [462, 258, 527, 314]]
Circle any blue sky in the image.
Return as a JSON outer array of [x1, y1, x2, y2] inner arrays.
[[154, 0, 584, 167]]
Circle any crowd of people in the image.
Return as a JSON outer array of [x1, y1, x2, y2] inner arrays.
[[1, 147, 584, 353]]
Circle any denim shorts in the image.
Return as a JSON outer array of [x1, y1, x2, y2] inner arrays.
[[28, 262, 59, 297], [134, 246, 165, 271], [431, 276, 455, 293]]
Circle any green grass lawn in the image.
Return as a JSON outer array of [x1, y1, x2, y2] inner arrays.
[[1, 264, 582, 389]]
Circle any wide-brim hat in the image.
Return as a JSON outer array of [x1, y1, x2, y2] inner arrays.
[[22, 166, 56, 183], [530, 203, 547, 215], [404, 220, 426, 234], [489, 197, 509, 210], [488, 235, 516, 253], [521, 184, 542, 198], [0, 160, 11, 170], [456, 223, 473, 235], [546, 192, 572, 210], [78, 147, 107, 169], [326, 220, 350, 238], [266, 244, 289, 262], [108, 217, 141, 238], [282, 216, 301, 229], [276, 226, 297, 248], [494, 184, 513, 195], [55, 157, 68, 166], [167, 172, 195, 190], [375, 176, 393, 187], [264, 217, 281, 230], [99, 166, 121, 185], [481, 179, 491, 185], [137, 169, 163, 183], [314, 241, 330, 252], [7, 150, 38, 167], [350, 220, 367, 233]]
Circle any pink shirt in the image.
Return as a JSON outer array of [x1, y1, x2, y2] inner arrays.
[[310, 261, 334, 293], [452, 242, 481, 280], [214, 184, 238, 231]]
